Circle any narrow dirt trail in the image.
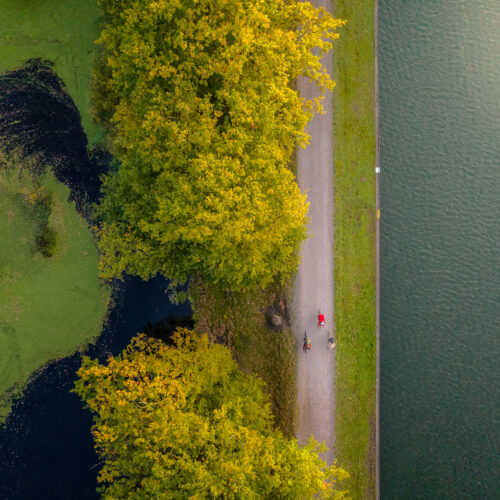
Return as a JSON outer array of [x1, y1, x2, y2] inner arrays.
[[292, 0, 335, 465]]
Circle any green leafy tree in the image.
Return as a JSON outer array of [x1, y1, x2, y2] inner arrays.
[[74, 329, 348, 499], [94, 0, 344, 289]]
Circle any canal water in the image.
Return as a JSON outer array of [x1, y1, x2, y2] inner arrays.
[[380, 1, 500, 498]]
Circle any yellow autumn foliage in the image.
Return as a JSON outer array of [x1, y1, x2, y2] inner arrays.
[[74, 329, 348, 498], [94, 0, 345, 289]]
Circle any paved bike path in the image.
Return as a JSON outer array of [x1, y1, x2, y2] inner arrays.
[[293, 0, 336, 466]]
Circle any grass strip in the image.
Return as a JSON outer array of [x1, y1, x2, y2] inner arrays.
[[332, 0, 377, 498]]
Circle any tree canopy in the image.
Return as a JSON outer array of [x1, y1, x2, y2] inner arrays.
[[74, 329, 348, 499], [94, 0, 344, 289]]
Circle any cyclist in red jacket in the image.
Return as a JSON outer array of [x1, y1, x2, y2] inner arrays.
[[317, 312, 325, 327]]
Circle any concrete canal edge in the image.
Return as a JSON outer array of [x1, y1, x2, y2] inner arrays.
[[374, 0, 380, 498]]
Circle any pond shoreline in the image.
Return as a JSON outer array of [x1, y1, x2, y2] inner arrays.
[[0, 58, 111, 418], [0, 275, 191, 498], [0, 55, 192, 499]]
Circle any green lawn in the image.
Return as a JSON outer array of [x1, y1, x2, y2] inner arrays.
[[0, 0, 104, 146], [332, 1, 377, 498], [0, 166, 110, 419]]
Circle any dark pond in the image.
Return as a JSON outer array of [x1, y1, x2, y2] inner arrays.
[[0, 59, 191, 498], [0, 59, 105, 211]]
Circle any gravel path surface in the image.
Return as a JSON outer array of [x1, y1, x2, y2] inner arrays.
[[293, 0, 335, 466]]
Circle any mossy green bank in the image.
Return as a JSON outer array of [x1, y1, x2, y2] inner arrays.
[[0, 165, 109, 419]]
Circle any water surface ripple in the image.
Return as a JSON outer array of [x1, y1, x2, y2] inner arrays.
[[380, 1, 500, 498]]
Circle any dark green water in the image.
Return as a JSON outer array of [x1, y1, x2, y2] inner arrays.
[[380, 1, 500, 498]]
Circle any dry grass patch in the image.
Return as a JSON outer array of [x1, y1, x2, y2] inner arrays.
[[190, 277, 296, 437]]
